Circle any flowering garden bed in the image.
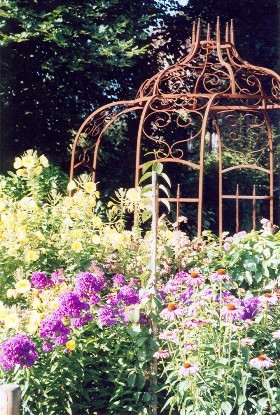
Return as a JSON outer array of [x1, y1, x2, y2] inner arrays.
[[0, 152, 280, 414]]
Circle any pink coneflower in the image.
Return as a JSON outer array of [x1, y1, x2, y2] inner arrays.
[[178, 362, 199, 376], [153, 349, 169, 359], [184, 319, 213, 329], [160, 303, 185, 321], [221, 302, 245, 321], [210, 269, 232, 283], [272, 330, 280, 339], [249, 355, 274, 369], [240, 338, 256, 346], [185, 272, 205, 287], [159, 330, 178, 342], [259, 293, 278, 306], [184, 342, 197, 350]]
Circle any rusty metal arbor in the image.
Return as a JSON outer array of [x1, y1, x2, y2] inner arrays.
[[70, 18, 280, 236]]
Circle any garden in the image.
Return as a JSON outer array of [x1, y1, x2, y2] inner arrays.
[[0, 151, 279, 414], [1, 1, 280, 414]]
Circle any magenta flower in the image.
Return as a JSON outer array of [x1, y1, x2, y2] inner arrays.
[[160, 303, 185, 321], [153, 349, 169, 359], [30, 272, 54, 290], [184, 342, 197, 350], [178, 362, 199, 376], [240, 338, 256, 347], [0, 334, 38, 370], [259, 293, 278, 306], [249, 355, 274, 369], [185, 272, 205, 286], [272, 330, 280, 339], [159, 330, 178, 342], [210, 269, 232, 283], [221, 302, 245, 321]]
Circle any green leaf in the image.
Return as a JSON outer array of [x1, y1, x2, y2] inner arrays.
[[139, 171, 152, 184]]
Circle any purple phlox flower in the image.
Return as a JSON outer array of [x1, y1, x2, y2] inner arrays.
[[138, 313, 149, 324], [106, 294, 120, 306], [221, 300, 245, 321], [57, 291, 89, 318], [30, 272, 54, 290], [89, 293, 100, 305], [179, 287, 194, 304], [117, 286, 139, 306], [40, 314, 70, 345], [210, 269, 232, 283], [241, 296, 262, 320], [223, 237, 234, 251], [42, 341, 53, 352], [74, 272, 104, 301], [71, 312, 93, 327], [97, 306, 119, 327], [128, 278, 140, 287], [112, 273, 126, 287], [50, 269, 65, 284], [0, 334, 38, 370], [160, 303, 185, 321], [235, 231, 247, 239], [185, 271, 205, 287]]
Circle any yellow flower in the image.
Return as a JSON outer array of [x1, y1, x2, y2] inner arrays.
[[34, 165, 43, 175], [16, 168, 26, 177], [26, 322, 38, 334], [15, 279, 31, 293], [22, 155, 35, 169], [31, 297, 41, 309], [92, 234, 101, 244], [35, 231, 45, 241], [92, 216, 102, 228], [25, 250, 39, 262], [50, 298, 58, 310], [66, 340, 76, 351], [39, 155, 49, 167], [0, 309, 8, 319], [6, 289, 17, 299], [0, 200, 6, 211], [71, 241, 83, 253], [107, 201, 114, 207], [84, 182, 96, 193], [13, 157, 22, 169], [5, 313, 19, 329], [72, 229, 83, 238], [67, 180, 77, 191], [126, 188, 141, 202]]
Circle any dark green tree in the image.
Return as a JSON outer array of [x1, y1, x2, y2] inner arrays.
[[0, 0, 179, 170]]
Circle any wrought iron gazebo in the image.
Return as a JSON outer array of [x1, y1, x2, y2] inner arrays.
[[70, 18, 280, 236]]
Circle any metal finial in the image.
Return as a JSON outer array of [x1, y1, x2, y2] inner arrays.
[[225, 22, 229, 42], [192, 21, 196, 44], [230, 19, 235, 44], [207, 23, 211, 41], [216, 16, 221, 43], [196, 18, 201, 43]]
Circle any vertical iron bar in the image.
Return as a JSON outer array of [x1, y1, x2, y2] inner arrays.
[[150, 171, 158, 415], [236, 184, 239, 233], [252, 185, 256, 231], [176, 184, 181, 231]]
